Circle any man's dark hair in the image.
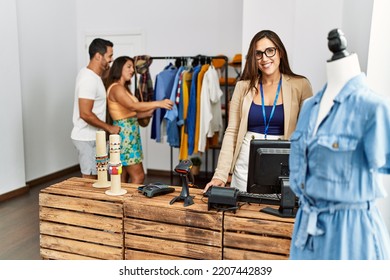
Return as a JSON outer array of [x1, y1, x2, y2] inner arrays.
[[88, 38, 113, 60]]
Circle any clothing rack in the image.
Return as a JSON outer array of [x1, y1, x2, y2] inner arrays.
[[141, 55, 229, 184], [151, 55, 229, 128]]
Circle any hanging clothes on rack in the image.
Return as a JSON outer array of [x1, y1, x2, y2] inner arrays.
[[177, 60, 191, 129], [147, 55, 228, 184], [198, 64, 223, 153], [164, 65, 186, 148], [193, 63, 210, 155], [178, 68, 193, 160], [187, 64, 202, 156], [134, 55, 154, 127], [151, 63, 178, 142], [134, 55, 154, 101]]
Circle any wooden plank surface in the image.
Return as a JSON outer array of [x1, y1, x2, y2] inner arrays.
[[125, 249, 189, 260], [39, 192, 123, 217], [39, 177, 295, 260], [125, 188, 222, 231], [40, 221, 122, 247], [40, 177, 139, 203], [224, 231, 291, 255], [124, 218, 221, 246], [40, 248, 98, 260], [125, 234, 221, 260], [39, 177, 128, 260], [224, 215, 293, 238], [222, 200, 295, 259], [40, 235, 123, 260], [40, 207, 122, 232], [223, 248, 288, 260], [125, 203, 222, 231]]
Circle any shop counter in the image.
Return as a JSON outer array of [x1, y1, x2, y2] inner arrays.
[[39, 177, 294, 260]]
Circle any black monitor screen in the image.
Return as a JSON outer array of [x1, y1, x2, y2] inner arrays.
[[247, 139, 290, 194]]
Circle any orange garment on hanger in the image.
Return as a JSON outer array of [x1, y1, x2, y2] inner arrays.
[[179, 70, 192, 160]]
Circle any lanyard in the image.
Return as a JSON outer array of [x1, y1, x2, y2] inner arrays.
[[260, 77, 282, 139]]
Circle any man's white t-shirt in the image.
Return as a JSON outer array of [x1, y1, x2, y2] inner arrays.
[[71, 67, 106, 141]]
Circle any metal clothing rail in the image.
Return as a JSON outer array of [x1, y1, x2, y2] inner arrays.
[[148, 55, 229, 184], [150, 55, 229, 119]]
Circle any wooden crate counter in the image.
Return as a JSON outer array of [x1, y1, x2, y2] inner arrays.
[[39, 177, 135, 260], [223, 203, 295, 260], [39, 177, 294, 260], [124, 186, 223, 260]]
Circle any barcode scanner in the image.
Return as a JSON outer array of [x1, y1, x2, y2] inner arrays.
[[170, 159, 195, 207]]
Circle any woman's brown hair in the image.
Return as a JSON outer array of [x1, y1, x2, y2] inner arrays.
[[104, 56, 134, 92], [240, 30, 305, 93]]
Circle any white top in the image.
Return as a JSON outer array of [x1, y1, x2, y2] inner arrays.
[[198, 65, 223, 153], [71, 67, 107, 141], [313, 53, 361, 135]]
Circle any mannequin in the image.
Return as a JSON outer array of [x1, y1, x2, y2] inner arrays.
[[314, 29, 361, 134], [288, 28, 390, 260]]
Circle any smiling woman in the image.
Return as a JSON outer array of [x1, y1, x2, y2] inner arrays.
[[204, 30, 313, 193]]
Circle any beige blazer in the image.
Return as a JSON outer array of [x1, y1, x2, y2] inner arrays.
[[213, 74, 313, 184]]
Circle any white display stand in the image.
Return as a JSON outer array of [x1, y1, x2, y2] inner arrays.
[[92, 130, 110, 188], [105, 134, 127, 196]]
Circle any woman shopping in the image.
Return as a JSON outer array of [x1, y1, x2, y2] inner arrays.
[[105, 56, 173, 183]]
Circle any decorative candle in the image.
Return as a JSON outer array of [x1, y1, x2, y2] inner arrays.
[[105, 134, 127, 196], [92, 130, 110, 188], [109, 134, 121, 164], [96, 130, 106, 156]]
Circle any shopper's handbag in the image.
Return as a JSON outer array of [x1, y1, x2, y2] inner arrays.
[[138, 116, 151, 127], [136, 91, 151, 127]]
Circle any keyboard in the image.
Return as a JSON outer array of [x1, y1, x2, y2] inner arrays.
[[238, 191, 281, 205]]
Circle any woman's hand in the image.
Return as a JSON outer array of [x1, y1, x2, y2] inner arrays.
[[159, 99, 174, 110], [107, 124, 121, 134], [203, 178, 225, 194]]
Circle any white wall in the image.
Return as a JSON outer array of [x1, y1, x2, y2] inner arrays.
[[0, 0, 26, 195], [16, 0, 78, 181], [75, 0, 243, 172], [242, 0, 373, 93], [342, 0, 374, 73], [366, 0, 390, 233]]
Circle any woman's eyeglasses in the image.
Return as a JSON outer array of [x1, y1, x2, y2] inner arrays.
[[255, 47, 277, 60]]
